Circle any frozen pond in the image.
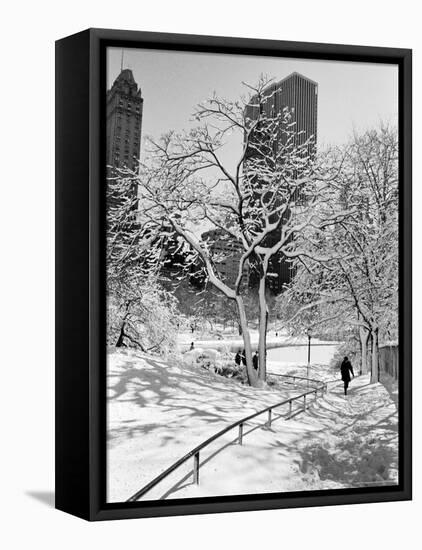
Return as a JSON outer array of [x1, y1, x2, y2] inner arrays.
[[267, 344, 339, 376]]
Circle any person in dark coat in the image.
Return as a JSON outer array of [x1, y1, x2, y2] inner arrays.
[[252, 351, 259, 371], [240, 349, 247, 366], [235, 349, 242, 366], [340, 356, 354, 395]]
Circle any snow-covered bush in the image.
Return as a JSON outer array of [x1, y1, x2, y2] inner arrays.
[[183, 348, 221, 369], [107, 276, 179, 356]]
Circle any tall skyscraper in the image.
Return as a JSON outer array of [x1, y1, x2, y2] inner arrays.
[[244, 72, 318, 293], [245, 72, 318, 159], [106, 68, 144, 263], [106, 68, 143, 174]]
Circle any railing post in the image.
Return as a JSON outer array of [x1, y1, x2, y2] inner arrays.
[[193, 452, 200, 484], [268, 409, 272, 428], [238, 423, 243, 445]]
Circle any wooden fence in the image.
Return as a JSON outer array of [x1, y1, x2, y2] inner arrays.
[[379, 344, 399, 380]]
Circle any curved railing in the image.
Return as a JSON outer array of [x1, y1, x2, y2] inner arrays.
[[127, 373, 327, 502]]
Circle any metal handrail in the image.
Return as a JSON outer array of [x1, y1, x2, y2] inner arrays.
[[268, 372, 319, 383], [127, 374, 327, 502]]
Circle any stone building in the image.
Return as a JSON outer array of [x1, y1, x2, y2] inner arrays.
[[106, 68, 143, 174]]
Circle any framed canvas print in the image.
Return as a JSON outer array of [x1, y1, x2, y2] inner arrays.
[[55, 28, 412, 521]]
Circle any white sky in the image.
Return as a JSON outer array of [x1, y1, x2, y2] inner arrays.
[[107, 46, 398, 158]]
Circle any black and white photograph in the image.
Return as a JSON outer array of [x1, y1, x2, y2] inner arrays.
[[105, 46, 401, 503], [2, 0, 420, 543]]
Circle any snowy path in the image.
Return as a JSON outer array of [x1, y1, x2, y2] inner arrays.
[[107, 349, 397, 502], [167, 374, 398, 499]]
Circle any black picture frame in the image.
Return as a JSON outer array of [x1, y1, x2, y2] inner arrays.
[[55, 28, 412, 521]]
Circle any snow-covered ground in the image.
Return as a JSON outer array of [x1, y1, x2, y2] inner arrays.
[[107, 348, 305, 502], [107, 345, 398, 502], [178, 328, 339, 353], [267, 345, 338, 379], [171, 374, 398, 499]]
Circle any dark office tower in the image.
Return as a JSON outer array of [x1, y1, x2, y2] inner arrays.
[[244, 72, 318, 294], [244, 72, 318, 158], [106, 69, 143, 175]]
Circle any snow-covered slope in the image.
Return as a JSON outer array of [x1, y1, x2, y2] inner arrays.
[[171, 374, 398, 499], [107, 349, 303, 502], [107, 349, 398, 502]]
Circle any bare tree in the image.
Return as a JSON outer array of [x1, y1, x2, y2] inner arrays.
[[278, 125, 399, 383], [124, 78, 352, 385]]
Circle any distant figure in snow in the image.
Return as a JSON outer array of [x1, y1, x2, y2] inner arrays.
[[340, 356, 354, 395], [235, 349, 242, 367], [240, 349, 247, 366], [189, 342, 194, 351], [253, 351, 259, 371], [275, 332, 278, 337]]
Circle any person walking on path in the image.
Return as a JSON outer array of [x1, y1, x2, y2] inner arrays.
[[235, 349, 242, 367], [252, 350, 259, 371], [340, 356, 354, 396]]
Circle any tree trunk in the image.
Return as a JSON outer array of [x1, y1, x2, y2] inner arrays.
[[257, 270, 268, 382], [235, 296, 259, 387], [116, 322, 126, 347], [359, 325, 369, 375], [370, 327, 379, 384]]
